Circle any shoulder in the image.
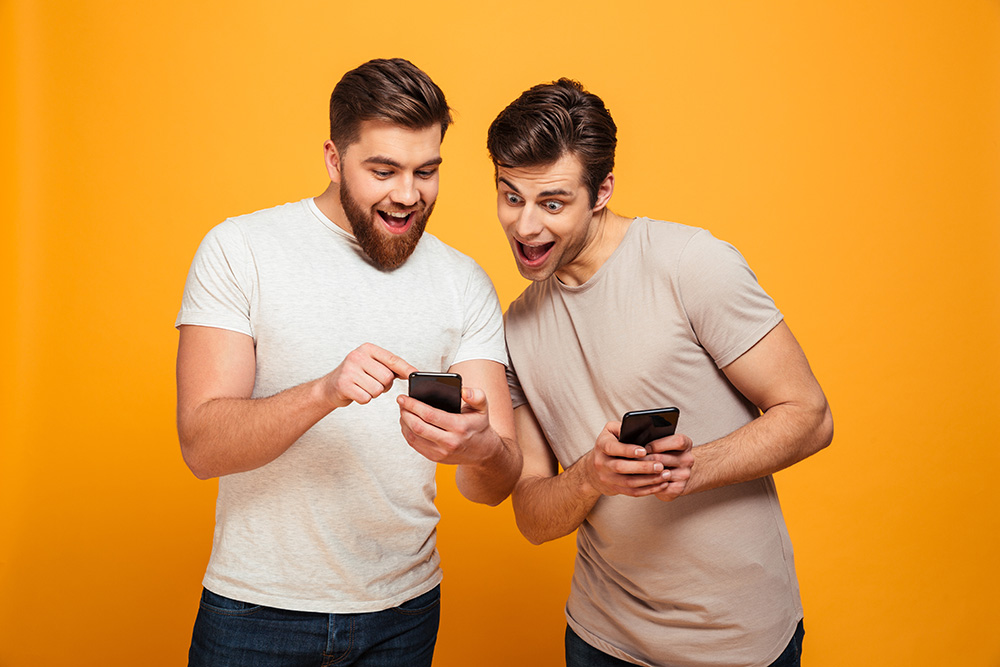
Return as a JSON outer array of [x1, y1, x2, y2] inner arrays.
[[627, 218, 755, 277], [503, 279, 552, 330], [222, 199, 310, 236], [629, 217, 705, 246], [412, 232, 491, 285], [414, 232, 475, 266], [627, 217, 710, 261]]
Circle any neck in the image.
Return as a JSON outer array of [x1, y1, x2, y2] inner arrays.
[[314, 183, 352, 233], [555, 208, 633, 287]]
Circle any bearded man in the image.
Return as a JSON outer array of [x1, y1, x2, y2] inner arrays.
[[175, 58, 520, 667]]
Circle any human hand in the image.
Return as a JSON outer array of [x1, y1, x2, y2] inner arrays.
[[582, 422, 675, 498], [397, 386, 500, 466], [321, 343, 416, 409], [642, 433, 694, 501]]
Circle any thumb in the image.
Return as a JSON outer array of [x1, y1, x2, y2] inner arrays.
[[461, 387, 488, 413]]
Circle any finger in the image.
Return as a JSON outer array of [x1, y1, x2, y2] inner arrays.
[[397, 394, 453, 431], [618, 470, 673, 489], [604, 456, 665, 476], [598, 423, 649, 458], [399, 417, 445, 461], [613, 476, 673, 496], [655, 481, 688, 501], [643, 434, 694, 455], [353, 367, 393, 399], [599, 438, 649, 460], [362, 343, 417, 380]]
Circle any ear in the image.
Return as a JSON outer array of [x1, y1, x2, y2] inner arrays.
[[323, 140, 343, 183], [591, 172, 615, 212]]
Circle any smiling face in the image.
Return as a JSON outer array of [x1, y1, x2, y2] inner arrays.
[[496, 152, 614, 286], [324, 119, 442, 269]]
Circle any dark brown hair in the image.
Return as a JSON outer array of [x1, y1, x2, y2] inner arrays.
[[329, 58, 452, 151], [486, 78, 617, 207]]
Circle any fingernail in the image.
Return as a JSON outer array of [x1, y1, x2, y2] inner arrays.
[[634, 448, 644, 457], [653, 463, 663, 472], [661, 470, 671, 479]]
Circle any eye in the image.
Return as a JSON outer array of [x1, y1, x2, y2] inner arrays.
[[543, 200, 564, 212], [504, 192, 523, 206], [373, 170, 393, 179], [416, 169, 437, 179]]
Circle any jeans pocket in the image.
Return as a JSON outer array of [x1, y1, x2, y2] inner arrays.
[[199, 588, 263, 617], [391, 585, 441, 616]]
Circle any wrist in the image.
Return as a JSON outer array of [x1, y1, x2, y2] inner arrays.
[[571, 450, 603, 500], [470, 429, 506, 468], [311, 375, 344, 413]]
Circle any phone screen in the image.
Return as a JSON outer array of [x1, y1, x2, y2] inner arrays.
[[619, 407, 680, 447], [408, 372, 462, 414]]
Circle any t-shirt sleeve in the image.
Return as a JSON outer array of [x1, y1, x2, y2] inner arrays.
[[450, 261, 506, 367], [504, 340, 529, 410], [677, 230, 783, 369], [175, 220, 255, 337]]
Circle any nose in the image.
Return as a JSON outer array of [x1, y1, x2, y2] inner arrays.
[[512, 205, 544, 239], [391, 175, 419, 207]]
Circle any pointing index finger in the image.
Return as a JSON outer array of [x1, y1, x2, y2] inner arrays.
[[367, 345, 417, 380]]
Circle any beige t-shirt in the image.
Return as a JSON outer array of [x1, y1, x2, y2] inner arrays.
[[506, 218, 800, 666]]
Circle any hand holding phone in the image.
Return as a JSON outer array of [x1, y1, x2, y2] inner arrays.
[[408, 372, 462, 414]]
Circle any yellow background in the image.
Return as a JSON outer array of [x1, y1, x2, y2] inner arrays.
[[3, 1, 998, 665]]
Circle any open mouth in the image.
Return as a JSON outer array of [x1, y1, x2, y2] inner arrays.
[[377, 209, 414, 235], [516, 240, 555, 266]]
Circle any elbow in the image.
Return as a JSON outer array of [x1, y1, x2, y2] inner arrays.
[[514, 510, 546, 545], [465, 490, 507, 508], [518, 525, 549, 547], [808, 400, 834, 456], [178, 427, 218, 481], [511, 495, 555, 546], [455, 476, 512, 508], [180, 444, 215, 480]]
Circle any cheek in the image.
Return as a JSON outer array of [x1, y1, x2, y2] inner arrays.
[[496, 201, 517, 229], [420, 181, 439, 203]]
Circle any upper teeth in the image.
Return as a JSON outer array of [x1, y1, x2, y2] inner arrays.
[[385, 211, 408, 218]]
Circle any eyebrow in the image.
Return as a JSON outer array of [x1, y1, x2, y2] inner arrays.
[[361, 156, 443, 169], [497, 177, 574, 198]]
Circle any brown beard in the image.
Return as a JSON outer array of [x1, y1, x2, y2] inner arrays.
[[340, 178, 431, 270]]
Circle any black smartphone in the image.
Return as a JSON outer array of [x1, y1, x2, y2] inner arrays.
[[619, 407, 680, 448], [408, 372, 462, 414]]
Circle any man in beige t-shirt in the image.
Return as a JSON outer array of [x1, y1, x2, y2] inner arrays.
[[487, 79, 833, 667]]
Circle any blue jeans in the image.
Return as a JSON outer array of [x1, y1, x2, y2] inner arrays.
[[565, 619, 805, 666], [188, 585, 440, 667]]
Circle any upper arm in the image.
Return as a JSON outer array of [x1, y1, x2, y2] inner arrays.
[[722, 321, 832, 428], [448, 358, 515, 443], [176, 324, 256, 427], [513, 404, 559, 482]]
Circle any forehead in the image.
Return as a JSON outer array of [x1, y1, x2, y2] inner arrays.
[[347, 119, 442, 164], [497, 152, 586, 195]]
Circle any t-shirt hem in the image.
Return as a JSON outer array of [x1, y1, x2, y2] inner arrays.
[[566, 613, 649, 666], [450, 352, 508, 368], [175, 310, 253, 338], [751, 615, 804, 667], [713, 312, 784, 369], [202, 569, 444, 614]]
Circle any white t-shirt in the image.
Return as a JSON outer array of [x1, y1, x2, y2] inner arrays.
[[176, 198, 505, 613], [506, 218, 800, 667]]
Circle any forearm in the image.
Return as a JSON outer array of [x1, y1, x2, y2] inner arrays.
[[511, 453, 602, 545], [685, 399, 833, 495], [178, 377, 334, 479], [455, 434, 523, 506]]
